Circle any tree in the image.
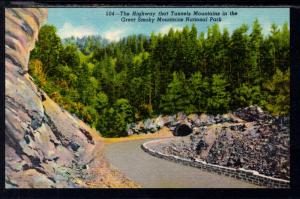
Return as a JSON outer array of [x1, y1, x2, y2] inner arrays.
[[98, 99, 134, 137], [29, 20, 290, 138], [30, 25, 63, 76], [81, 106, 99, 127], [207, 74, 230, 113], [229, 24, 250, 88], [233, 83, 263, 108], [160, 71, 191, 114], [129, 77, 144, 109], [248, 19, 263, 84], [29, 59, 46, 87], [93, 92, 109, 111], [61, 44, 80, 68], [220, 28, 231, 77], [263, 68, 290, 115], [188, 71, 210, 113]]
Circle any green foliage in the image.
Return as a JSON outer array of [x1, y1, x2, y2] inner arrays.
[[30, 25, 63, 76], [160, 71, 190, 114], [206, 74, 230, 113], [81, 106, 99, 127], [187, 71, 209, 113], [61, 44, 80, 68], [98, 99, 134, 137], [138, 103, 153, 120], [29, 21, 290, 137], [263, 68, 290, 115], [29, 59, 46, 87], [233, 83, 263, 108], [92, 92, 109, 111]]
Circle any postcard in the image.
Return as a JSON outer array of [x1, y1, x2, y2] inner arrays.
[[5, 5, 290, 189]]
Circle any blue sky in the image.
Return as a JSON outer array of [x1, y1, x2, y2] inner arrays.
[[47, 8, 289, 41]]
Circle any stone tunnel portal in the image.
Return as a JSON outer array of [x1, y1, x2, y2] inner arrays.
[[173, 124, 192, 136]]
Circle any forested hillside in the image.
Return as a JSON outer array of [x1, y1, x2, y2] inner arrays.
[[62, 35, 110, 55], [29, 20, 290, 137]]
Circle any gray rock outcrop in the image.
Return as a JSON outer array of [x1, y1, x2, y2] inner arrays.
[[5, 8, 97, 188], [145, 106, 290, 181]]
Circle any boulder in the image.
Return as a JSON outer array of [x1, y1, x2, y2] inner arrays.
[[234, 105, 271, 122], [154, 115, 165, 128], [176, 112, 187, 122]]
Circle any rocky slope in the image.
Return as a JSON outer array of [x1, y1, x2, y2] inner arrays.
[[5, 8, 138, 188], [148, 106, 290, 181]]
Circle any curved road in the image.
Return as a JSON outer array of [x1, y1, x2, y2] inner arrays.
[[105, 139, 263, 188]]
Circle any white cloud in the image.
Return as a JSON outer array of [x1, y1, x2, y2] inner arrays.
[[218, 20, 232, 31], [57, 22, 96, 39], [157, 24, 183, 35], [261, 21, 272, 36], [103, 29, 126, 42]]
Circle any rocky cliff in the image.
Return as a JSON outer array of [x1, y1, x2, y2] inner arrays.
[[5, 8, 137, 188]]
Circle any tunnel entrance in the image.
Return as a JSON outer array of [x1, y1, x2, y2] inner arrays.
[[173, 124, 192, 136]]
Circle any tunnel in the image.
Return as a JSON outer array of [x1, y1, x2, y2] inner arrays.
[[173, 124, 193, 136]]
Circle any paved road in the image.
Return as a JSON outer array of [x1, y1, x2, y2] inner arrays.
[[105, 139, 263, 188]]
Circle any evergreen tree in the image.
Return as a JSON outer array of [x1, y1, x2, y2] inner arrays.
[[160, 71, 190, 114], [263, 68, 290, 115], [207, 74, 230, 113], [29, 21, 290, 137], [233, 83, 262, 108], [249, 19, 263, 84], [99, 99, 134, 137], [187, 71, 209, 113]]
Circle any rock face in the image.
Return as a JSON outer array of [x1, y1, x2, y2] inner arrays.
[[127, 111, 240, 136], [149, 106, 290, 181], [5, 8, 98, 188]]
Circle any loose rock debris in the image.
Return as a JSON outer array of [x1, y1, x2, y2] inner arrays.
[[130, 106, 289, 180]]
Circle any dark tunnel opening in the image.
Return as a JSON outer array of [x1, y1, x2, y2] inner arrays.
[[173, 124, 192, 136]]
